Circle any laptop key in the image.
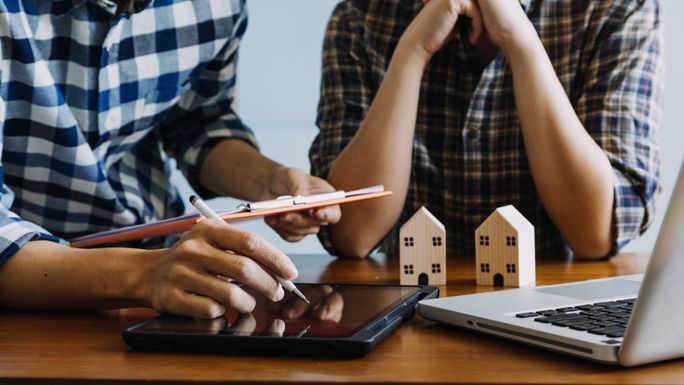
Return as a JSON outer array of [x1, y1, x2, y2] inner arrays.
[[569, 323, 601, 331], [536, 310, 558, 316], [607, 332, 626, 338], [516, 312, 539, 318], [593, 321, 619, 327], [588, 326, 626, 336], [593, 301, 628, 308], [555, 307, 577, 312], [534, 313, 585, 323], [575, 305, 604, 311], [553, 317, 593, 327]]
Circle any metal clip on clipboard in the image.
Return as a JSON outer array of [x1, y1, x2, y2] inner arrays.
[[236, 185, 385, 212]]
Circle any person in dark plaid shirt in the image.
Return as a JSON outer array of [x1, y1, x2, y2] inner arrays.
[[0, 0, 341, 319], [307, 0, 663, 259]]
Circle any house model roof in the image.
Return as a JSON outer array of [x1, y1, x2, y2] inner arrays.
[[402, 206, 445, 231], [477, 205, 533, 233]]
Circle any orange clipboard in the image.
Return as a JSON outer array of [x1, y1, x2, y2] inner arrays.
[[70, 188, 392, 248]]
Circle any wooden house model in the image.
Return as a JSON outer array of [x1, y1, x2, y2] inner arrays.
[[400, 207, 446, 285], [475, 205, 535, 287]]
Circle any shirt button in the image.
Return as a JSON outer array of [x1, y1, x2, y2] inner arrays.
[[467, 129, 480, 141]]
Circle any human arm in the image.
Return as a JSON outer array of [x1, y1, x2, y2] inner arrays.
[[0, 220, 298, 318], [312, 0, 482, 258], [476, 0, 663, 258], [155, 7, 339, 242]]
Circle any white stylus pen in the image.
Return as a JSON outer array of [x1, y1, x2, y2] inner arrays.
[[189, 195, 310, 304]]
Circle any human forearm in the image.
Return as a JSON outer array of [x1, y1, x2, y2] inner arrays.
[[505, 37, 614, 258], [0, 241, 153, 310], [0, 221, 300, 318], [326, 47, 427, 257]]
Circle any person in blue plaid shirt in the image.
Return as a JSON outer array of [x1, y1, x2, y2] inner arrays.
[[306, 0, 663, 259], [0, 0, 341, 319]]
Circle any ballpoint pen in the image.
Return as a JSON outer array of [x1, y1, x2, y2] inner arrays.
[[189, 195, 310, 304]]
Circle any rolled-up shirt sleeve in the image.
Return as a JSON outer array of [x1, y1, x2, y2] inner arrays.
[[574, 0, 664, 255], [156, 3, 257, 198], [0, 198, 65, 265], [0, 92, 65, 265], [310, 2, 374, 255]]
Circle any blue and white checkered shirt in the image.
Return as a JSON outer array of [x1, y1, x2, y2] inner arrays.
[[0, 0, 255, 263]]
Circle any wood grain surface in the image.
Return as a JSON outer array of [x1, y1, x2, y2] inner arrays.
[[3, 252, 683, 385]]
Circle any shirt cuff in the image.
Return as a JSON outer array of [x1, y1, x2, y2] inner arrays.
[[609, 167, 655, 257], [0, 217, 67, 266]]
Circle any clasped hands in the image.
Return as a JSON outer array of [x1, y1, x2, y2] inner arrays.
[[401, 0, 538, 64]]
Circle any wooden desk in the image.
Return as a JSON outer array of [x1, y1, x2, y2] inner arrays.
[[2, 253, 682, 384]]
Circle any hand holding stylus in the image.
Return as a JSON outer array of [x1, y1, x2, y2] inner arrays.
[[143, 207, 301, 319], [190, 195, 310, 305]]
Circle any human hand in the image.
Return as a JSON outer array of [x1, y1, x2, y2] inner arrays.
[[144, 220, 298, 319], [475, 0, 537, 53], [397, 0, 483, 63], [263, 167, 342, 242]]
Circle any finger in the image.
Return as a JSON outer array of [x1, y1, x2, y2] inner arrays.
[[163, 289, 226, 319], [182, 272, 259, 314], [199, 220, 298, 280], [269, 222, 319, 241], [462, 0, 483, 44], [272, 212, 323, 228], [272, 228, 307, 243], [174, 233, 284, 302], [312, 205, 341, 225], [211, 253, 285, 303]]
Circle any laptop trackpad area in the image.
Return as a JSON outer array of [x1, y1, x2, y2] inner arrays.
[[535, 279, 641, 301]]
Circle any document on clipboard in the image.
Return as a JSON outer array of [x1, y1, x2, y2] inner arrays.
[[70, 185, 392, 248]]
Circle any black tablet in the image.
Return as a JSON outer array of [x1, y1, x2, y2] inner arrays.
[[123, 283, 438, 358]]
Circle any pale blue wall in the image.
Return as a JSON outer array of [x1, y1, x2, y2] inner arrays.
[[175, 0, 684, 255]]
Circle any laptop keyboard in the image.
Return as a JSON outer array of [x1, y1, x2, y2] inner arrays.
[[515, 298, 636, 339]]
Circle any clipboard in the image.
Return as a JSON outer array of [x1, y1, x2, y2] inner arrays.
[[70, 185, 392, 248]]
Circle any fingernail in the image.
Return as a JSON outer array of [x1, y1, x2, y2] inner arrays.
[[273, 286, 284, 302], [212, 306, 226, 319], [282, 215, 292, 223], [316, 211, 326, 221], [284, 262, 298, 279]]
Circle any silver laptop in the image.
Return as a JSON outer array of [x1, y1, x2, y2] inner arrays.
[[417, 161, 684, 366]]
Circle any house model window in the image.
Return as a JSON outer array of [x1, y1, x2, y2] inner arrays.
[[479, 235, 490, 246], [506, 236, 517, 247], [404, 237, 414, 247], [432, 236, 442, 246]]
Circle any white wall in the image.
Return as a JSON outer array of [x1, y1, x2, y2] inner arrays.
[[175, 0, 684, 255]]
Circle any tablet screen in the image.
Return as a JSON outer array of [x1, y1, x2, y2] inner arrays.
[[134, 284, 420, 338]]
